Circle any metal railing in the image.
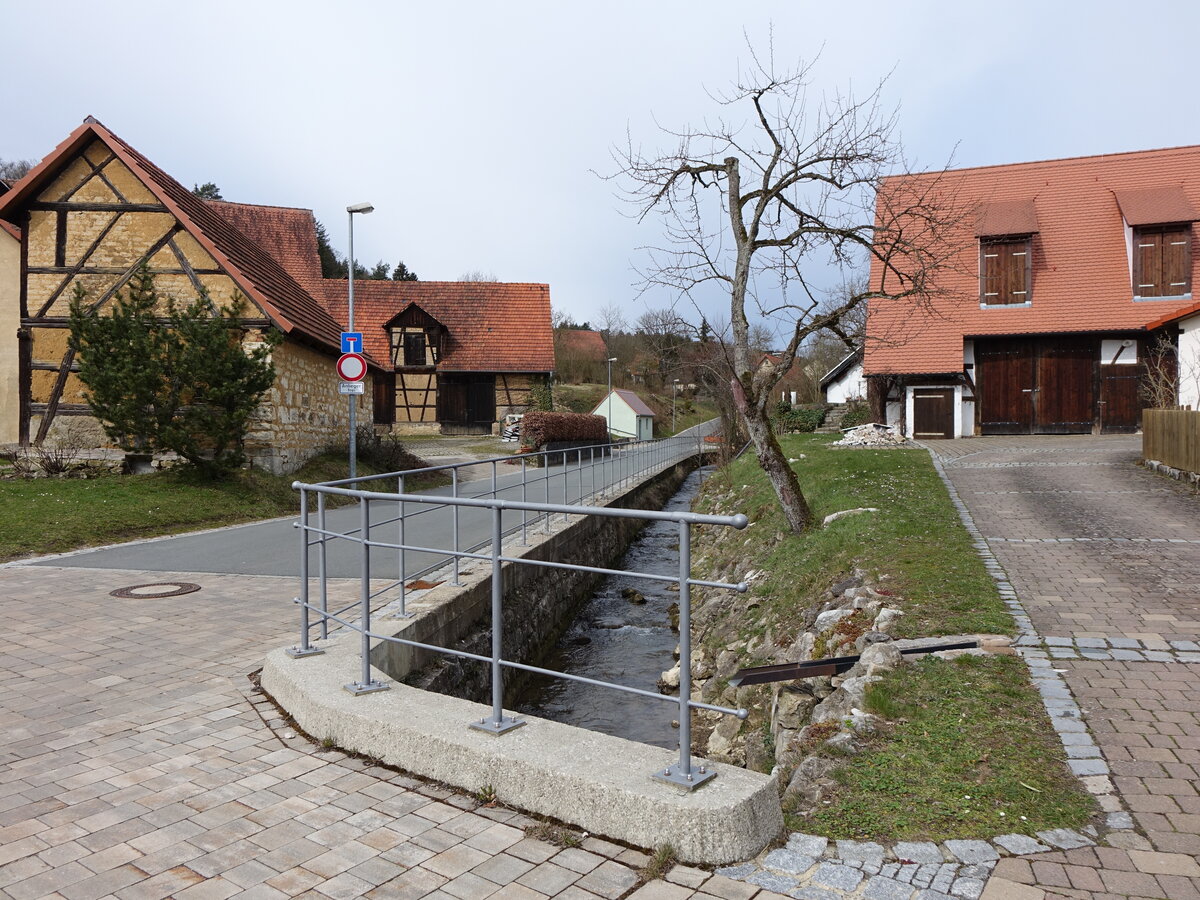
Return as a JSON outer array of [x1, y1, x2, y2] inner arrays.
[[284, 424, 751, 789]]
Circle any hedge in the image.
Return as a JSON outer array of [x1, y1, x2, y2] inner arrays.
[[520, 411, 609, 449]]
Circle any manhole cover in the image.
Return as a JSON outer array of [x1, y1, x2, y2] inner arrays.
[[110, 582, 202, 599]]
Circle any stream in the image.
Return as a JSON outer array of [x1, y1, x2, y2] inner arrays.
[[516, 466, 712, 748]]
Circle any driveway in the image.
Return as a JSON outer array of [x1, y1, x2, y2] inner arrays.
[[932, 435, 1200, 899]]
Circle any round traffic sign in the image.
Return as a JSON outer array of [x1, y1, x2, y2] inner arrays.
[[336, 352, 367, 381]]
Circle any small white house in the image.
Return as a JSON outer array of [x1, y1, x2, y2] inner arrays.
[[820, 351, 866, 404], [593, 389, 655, 441]]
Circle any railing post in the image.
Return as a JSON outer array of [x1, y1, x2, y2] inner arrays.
[[520, 458, 528, 546], [287, 487, 323, 658], [397, 474, 410, 617], [562, 450, 568, 523], [451, 469, 462, 584], [317, 492, 328, 640], [469, 506, 524, 735], [653, 521, 714, 789], [345, 495, 388, 695]]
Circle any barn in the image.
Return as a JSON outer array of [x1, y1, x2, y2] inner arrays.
[[865, 146, 1200, 438]]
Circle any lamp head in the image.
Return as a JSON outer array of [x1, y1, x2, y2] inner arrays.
[[608, 357, 618, 362], [347, 202, 375, 215]]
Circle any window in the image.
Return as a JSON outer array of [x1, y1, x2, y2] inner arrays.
[[980, 237, 1031, 306], [1133, 224, 1191, 298], [403, 331, 427, 367]]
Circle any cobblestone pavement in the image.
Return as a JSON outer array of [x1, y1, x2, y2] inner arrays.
[[934, 436, 1200, 900], [0, 564, 801, 900]]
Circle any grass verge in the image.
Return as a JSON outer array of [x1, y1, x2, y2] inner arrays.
[[696, 433, 1010, 639], [799, 655, 1096, 840], [0, 452, 445, 563], [695, 433, 1095, 839]]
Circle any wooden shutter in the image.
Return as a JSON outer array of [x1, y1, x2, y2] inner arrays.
[[1163, 225, 1191, 295], [1134, 229, 1163, 296], [981, 238, 1031, 304]]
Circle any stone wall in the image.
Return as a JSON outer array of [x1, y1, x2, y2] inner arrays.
[[248, 339, 373, 474]]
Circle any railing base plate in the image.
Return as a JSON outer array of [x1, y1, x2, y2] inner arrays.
[[652, 765, 717, 791], [469, 716, 525, 735], [343, 681, 390, 695], [286, 646, 325, 658]]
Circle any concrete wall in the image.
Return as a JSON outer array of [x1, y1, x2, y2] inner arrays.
[[0, 228, 18, 443]]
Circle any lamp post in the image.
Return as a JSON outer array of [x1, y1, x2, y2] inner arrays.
[[346, 202, 374, 480], [606, 357, 618, 440], [672, 379, 681, 433]]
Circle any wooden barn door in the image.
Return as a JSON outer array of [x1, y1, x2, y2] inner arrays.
[[438, 374, 496, 434], [977, 339, 1034, 434], [1035, 337, 1095, 433], [912, 389, 954, 439]]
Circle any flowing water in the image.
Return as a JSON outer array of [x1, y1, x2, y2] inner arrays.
[[516, 466, 712, 747]]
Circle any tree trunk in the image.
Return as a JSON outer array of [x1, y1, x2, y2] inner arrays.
[[732, 377, 813, 532]]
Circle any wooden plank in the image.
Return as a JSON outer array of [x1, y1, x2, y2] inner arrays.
[[28, 266, 226, 276], [29, 201, 168, 212], [168, 238, 209, 298], [17, 327, 31, 445], [54, 210, 67, 267]]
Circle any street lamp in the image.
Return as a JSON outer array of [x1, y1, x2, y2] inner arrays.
[[346, 202, 374, 480], [672, 379, 681, 433], [606, 357, 618, 440]]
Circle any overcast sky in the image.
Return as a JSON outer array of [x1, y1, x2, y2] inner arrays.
[[5, 1, 1199, 338]]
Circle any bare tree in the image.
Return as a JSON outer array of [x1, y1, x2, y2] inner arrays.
[[0, 158, 35, 182], [613, 48, 958, 531], [598, 303, 628, 339], [458, 270, 499, 282]]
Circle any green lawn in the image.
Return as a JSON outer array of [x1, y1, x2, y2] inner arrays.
[[0, 452, 443, 563], [696, 434, 1011, 639]]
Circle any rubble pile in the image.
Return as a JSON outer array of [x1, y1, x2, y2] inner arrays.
[[832, 423, 907, 448]]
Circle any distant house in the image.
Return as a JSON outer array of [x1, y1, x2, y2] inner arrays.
[[820, 350, 866, 404], [0, 117, 556, 465], [0, 117, 370, 472], [324, 281, 554, 435], [556, 328, 607, 382], [866, 144, 1200, 438], [593, 388, 655, 441]]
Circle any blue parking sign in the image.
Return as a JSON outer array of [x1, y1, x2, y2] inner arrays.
[[340, 332, 363, 354]]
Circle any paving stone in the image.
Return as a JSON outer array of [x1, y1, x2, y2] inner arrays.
[[785, 833, 829, 858], [835, 840, 886, 865], [943, 841, 998, 864], [746, 870, 799, 893], [788, 887, 840, 900], [574, 860, 639, 898], [664, 864, 708, 889], [911, 892, 954, 900], [714, 862, 756, 880], [949, 876, 984, 899], [810, 862, 863, 891], [862, 874, 916, 899], [1034, 829, 1093, 850], [893, 843, 943, 865], [1105, 811, 1134, 830], [763, 849, 816, 875]]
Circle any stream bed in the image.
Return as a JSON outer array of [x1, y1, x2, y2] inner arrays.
[[516, 466, 712, 748]]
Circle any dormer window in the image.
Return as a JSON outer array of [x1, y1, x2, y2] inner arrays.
[[974, 199, 1038, 308], [403, 331, 427, 366], [386, 302, 444, 369], [980, 236, 1032, 306], [1133, 224, 1191, 298]]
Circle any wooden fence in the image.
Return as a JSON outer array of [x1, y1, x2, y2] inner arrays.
[[1143, 409, 1200, 475]]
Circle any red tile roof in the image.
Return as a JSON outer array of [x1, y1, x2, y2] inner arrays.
[[321, 281, 554, 373], [0, 220, 19, 241], [208, 201, 325, 296], [0, 119, 351, 360], [1113, 185, 1198, 226], [558, 329, 607, 361], [866, 144, 1200, 375]]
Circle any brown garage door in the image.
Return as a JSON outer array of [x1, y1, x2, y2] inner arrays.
[[977, 337, 1097, 435], [912, 388, 954, 439]]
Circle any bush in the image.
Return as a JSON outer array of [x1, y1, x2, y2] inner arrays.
[[521, 411, 608, 448], [351, 426, 428, 473], [840, 400, 873, 428], [777, 405, 825, 433]]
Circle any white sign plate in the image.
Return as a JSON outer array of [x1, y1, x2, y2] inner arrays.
[[338, 381, 365, 395]]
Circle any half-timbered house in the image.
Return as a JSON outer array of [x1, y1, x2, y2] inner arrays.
[[865, 145, 1200, 439], [0, 118, 377, 471], [321, 281, 554, 434]]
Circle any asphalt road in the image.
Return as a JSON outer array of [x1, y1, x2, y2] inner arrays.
[[30, 425, 716, 579]]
